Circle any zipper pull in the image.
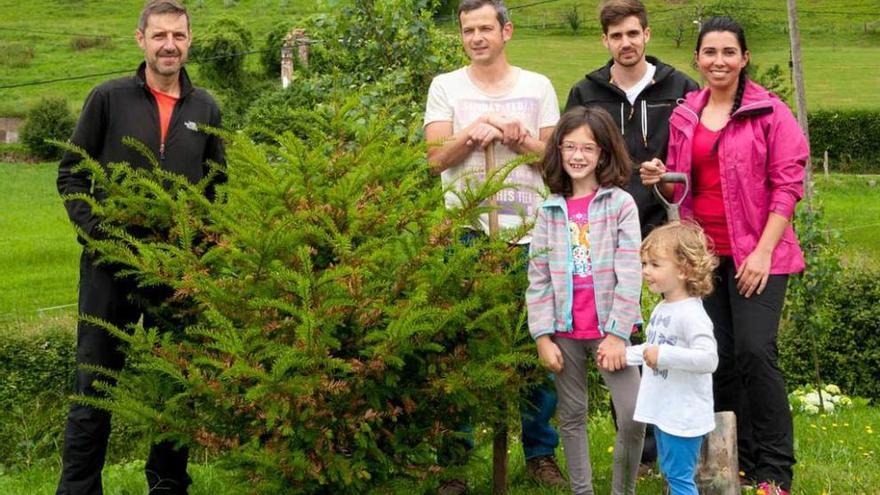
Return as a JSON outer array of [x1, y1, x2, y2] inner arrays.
[[160, 143, 165, 162]]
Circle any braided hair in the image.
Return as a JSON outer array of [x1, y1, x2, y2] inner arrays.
[[696, 16, 749, 115]]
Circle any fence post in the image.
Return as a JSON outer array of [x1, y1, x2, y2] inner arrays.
[[824, 150, 829, 178], [280, 28, 310, 88]]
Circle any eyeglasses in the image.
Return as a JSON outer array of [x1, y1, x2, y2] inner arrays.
[[559, 141, 600, 156]]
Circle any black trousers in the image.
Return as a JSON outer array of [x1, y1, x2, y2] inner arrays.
[[56, 252, 191, 495], [703, 257, 795, 490]]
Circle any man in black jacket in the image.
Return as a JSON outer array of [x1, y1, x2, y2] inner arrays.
[[565, 0, 698, 238], [564, 0, 699, 475], [56, 2, 223, 494]]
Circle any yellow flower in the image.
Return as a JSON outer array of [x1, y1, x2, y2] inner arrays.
[[756, 489, 767, 495]]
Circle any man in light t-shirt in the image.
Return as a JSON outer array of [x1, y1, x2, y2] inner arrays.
[[424, 0, 562, 492]]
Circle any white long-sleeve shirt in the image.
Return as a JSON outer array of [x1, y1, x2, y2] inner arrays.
[[626, 297, 718, 437]]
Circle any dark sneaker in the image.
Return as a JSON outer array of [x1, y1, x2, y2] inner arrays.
[[437, 478, 468, 495], [525, 455, 567, 487]]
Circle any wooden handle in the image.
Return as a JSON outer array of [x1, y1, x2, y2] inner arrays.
[[485, 144, 499, 235]]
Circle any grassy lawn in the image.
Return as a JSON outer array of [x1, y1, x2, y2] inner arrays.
[[506, 29, 880, 111], [2, 1, 880, 116], [1, 405, 878, 493], [814, 174, 880, 267], [0, 0, 323, 116], [0, 162, 78, 322]]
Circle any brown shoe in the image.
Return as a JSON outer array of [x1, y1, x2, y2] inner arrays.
[[437, 478, 468, 495], [525, 455, 566, 486]]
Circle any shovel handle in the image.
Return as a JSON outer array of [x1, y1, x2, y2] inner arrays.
[[485, 144, 499, 235]]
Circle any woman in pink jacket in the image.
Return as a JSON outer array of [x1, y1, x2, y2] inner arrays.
[[640, 16, 808, 495]]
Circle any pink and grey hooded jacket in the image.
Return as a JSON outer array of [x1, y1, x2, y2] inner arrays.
[[526, 187, 642, 341], [666, 80, 808, 274]]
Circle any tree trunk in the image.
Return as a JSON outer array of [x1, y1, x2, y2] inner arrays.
[[695, 411, 739, 495]]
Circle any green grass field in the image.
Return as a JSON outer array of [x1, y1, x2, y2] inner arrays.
[[2, 1, 880, 116], [0, 0, 322, 116], [0, 163, 79, 322], [2, 406, 878, 493]]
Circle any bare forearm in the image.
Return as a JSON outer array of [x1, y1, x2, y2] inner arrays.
[[756, 212, 790, 254], [427, 132, 474, 174]]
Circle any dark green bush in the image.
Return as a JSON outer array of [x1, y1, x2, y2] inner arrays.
[[0, 323, 73, 470], [191, 16, 252, 88], [0, 321, 154, 471], [809, 110, 880, 172], [0, 324, 75, 412], [780, 268, 880, 401], [20, 97, 76, 160], [260, 21, 292, 79]]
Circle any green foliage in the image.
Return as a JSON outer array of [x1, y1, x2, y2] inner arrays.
[[563, 5, 582, 34], [782, 203, 840, 399], [191, 15, 253, 88], [259, 21, 292, 78], [20, 97, 76, 160], [72, 93, 537, 491], [703, 0, 764, 32], [780, 266, 880, 401], [781, 202, 880, 401], [751, 63, 792, 104], [238, 0, 463, 140], [0, 322, 70, 471], [0, 324, 74, 413], [808, 109, 880, 172]]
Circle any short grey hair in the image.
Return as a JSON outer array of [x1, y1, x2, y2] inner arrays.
[[457, 0, 510, 27], [138, 0, 190, 32]]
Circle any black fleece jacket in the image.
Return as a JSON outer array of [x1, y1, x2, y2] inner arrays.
[[565, 56, 699, 236], [57, 62, 224, 243]]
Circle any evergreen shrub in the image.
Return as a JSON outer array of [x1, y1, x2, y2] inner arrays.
[[20, 97, 76, 160], [808, 110, 880, 172], [69, 96, 537, 492]]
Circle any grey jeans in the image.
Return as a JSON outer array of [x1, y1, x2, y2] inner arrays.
[[554, 337, 645, 495]]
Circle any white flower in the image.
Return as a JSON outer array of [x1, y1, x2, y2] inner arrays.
[[804, 404, 820, 414], [822, 402, 835, 413], [824, 384, 841, 395]]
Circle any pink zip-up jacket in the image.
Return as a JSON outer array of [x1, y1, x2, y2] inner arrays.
[[666, 80, 808, 274], [526, 187, 642, 341]]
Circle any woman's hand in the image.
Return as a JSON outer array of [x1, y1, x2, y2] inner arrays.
[[643, 345, 660, 370], [639, 158, 666, 186], [735, 248, 772, 297], [536, 336, 564, 373], [597, 334, 627, 371]]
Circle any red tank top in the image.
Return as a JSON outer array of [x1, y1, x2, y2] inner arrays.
[[691, 122, 732, 256]]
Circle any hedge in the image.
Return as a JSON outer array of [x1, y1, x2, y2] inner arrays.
[[809, 109, 880, 173], [779, 268, 880, 401]]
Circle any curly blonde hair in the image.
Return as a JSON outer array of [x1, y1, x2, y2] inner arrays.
[[641, 221, 719, 298]]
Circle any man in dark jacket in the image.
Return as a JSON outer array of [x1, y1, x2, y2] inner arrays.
[[56, 2, 223, 494], [564, 0, 699, 474], [565, 0, 698, 238]]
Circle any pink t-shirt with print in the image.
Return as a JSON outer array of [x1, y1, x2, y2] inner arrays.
[[556, 193, 601, 340]]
